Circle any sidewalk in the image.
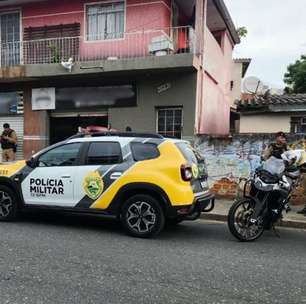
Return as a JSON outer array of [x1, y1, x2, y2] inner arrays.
[[201, 199, 306, 230]]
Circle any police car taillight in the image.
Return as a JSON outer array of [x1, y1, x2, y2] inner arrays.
[[181, 164, 193, 181]]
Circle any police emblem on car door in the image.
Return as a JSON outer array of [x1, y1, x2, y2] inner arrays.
[[83, 171, 104, 200]]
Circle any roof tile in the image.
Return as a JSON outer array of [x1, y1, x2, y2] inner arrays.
[[236, 94, 306, 112]]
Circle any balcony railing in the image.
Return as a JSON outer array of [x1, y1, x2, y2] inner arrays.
[[0, 26, 195, 67]]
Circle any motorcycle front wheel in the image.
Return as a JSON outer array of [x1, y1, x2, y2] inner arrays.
[[228, 198, 265, 242]]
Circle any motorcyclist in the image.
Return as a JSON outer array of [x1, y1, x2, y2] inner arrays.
[[262, 131, 288, 161], [261, 132, 293, 215]]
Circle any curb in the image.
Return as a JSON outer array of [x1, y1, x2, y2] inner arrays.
[[200, 213, 306, 230]]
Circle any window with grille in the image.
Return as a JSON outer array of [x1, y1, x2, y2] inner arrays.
[[0, 12, 20, 67], [86, 2, 125, 41], [157, 107, 183, 139], [290, 116, 306, 133]]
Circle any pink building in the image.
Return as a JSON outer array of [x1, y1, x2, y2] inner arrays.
[[0, 0, 239, 159]]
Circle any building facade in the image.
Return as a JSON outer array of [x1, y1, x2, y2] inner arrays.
[[230, 58, 251, 133], [236, 94, 306, 134], [0, 0, 239, 159]]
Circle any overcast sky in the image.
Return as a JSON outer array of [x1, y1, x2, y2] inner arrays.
[[223, 0, 306, 88]]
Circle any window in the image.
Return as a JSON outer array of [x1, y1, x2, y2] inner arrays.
[[86, 142, 122, 165], [131, 143, 160, 161], [0, 12, 21, 66], [38, 143, 82, 167], [211, 30, 224, 49], [0, 92, 23, 115], [291, 117, 306, 133], [176, 142, 208, 178], [157, 108, 183, 139], [86, 2, 125, 41]]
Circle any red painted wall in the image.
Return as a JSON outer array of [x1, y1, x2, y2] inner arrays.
[[21, 0, 171, 31], [196, 26, 234, 135], [2, 0, 172, 59]]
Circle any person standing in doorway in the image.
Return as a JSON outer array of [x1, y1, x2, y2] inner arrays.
[[0, 123, 17, 162]]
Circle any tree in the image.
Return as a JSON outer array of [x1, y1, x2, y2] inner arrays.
[[284, 55, 306, 93], [237, 26, 248, 38]]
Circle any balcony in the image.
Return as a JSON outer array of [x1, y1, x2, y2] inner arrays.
[[0, 26, 195, 78]]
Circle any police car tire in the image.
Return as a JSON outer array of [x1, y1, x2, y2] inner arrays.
[[121, 194, 165, 238], [0, 185, 18, 222]]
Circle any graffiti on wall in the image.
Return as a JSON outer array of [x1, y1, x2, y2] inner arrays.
[[195, 134, 306, 204]]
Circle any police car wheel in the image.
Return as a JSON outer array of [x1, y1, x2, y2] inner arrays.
[[121, 194, 165, 238], [0, 186, 18, 221]]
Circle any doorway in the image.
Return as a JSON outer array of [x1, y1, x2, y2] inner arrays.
[[50, 115, 108, 144]]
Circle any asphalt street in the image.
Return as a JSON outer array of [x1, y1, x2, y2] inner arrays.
[[0, 212, 306, 304]]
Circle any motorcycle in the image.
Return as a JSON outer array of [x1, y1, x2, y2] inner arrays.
[[227, 150, 306, 242]]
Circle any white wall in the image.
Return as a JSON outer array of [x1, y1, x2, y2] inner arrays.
[[231, 62, 243, 107], [240, 114, 291, 133]]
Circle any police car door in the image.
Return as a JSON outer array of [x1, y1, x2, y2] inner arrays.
[[21, 142, 82, 207], [73, 141, 126, 209]]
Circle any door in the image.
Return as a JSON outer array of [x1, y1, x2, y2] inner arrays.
[[0, 12, 21, 67], [74, 141, 124, 209], [21, 142, 82, 207], [49, 114, 108, 144]]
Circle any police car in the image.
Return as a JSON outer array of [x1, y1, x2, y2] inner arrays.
[[0, 132, 214, 238]]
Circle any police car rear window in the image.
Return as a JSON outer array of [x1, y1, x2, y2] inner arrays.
[[176, 142, 198, 163], [87, 142, 122, 165], [131, 142, 160, 161]]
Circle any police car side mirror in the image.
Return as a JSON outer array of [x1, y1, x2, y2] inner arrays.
[[26, 157, 37, 168]]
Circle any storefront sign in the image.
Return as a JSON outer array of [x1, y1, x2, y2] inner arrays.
[[32, 88, 56, 111], [55, 85, 137, 110]]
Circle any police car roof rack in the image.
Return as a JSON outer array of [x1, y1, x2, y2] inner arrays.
[[70, 132, 164, 139]]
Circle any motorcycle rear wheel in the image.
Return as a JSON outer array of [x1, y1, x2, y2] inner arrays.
[[228, 198, 265, 242]]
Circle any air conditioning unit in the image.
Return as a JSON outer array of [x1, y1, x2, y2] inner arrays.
[[149, 35, 174, 56]]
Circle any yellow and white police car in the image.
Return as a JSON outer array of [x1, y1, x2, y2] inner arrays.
[[0, 132, 214, 238]]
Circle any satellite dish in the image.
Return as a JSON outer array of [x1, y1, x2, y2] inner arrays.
[[243, 76, 265, 94]]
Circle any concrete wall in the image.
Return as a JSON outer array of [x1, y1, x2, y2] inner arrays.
[[109, 72, 197, 137], [195, 134, 306, 205], [196, 28, 234, 135], [240, 114, 291, 133]]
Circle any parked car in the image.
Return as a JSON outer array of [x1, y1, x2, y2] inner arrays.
[[0, 132, 214, 238]]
